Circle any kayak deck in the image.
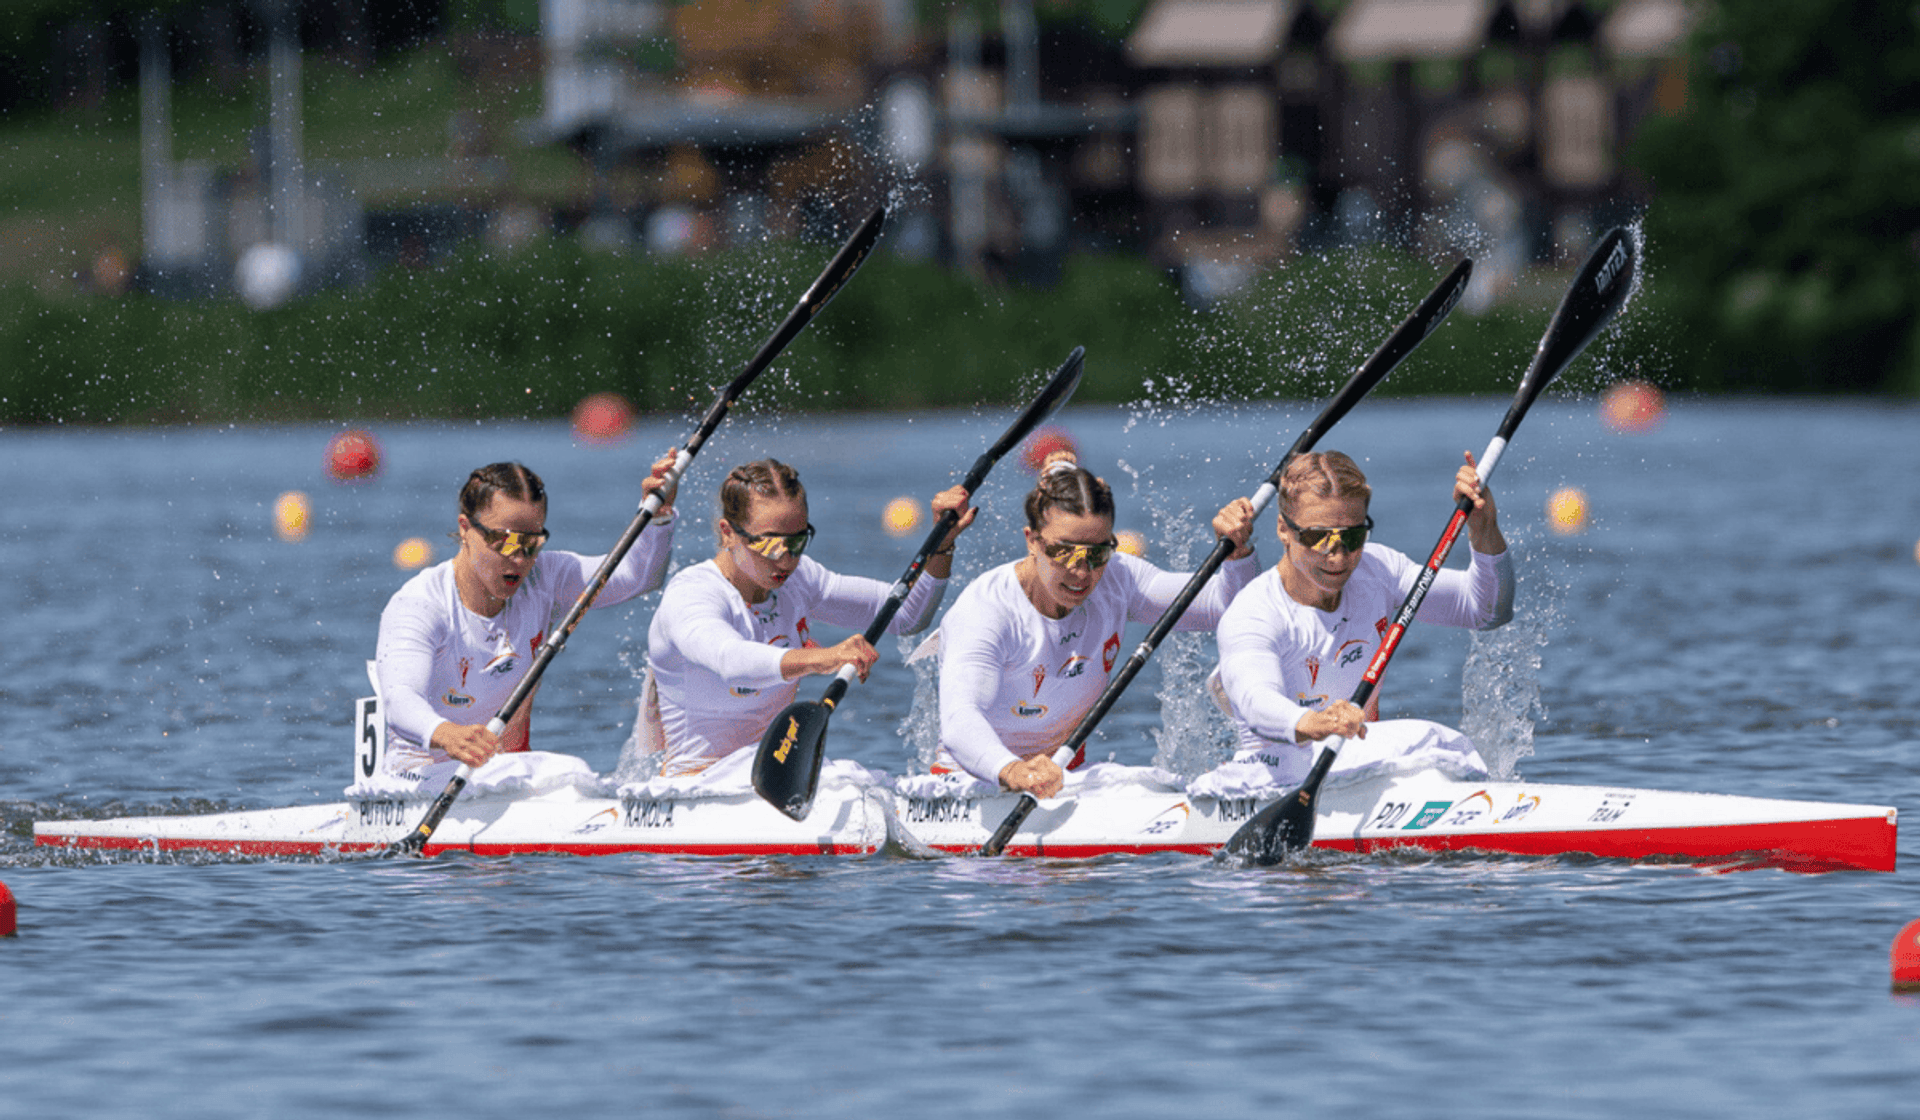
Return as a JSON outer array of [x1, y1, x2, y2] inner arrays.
[[34, 769, 1897, 872], [907, 770, 1897, 872]]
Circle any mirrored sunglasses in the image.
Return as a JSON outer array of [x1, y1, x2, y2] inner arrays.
[[1039, 537, 1118, 569], [732, 522, 816, 561], [470, 517, 549, 558], [1282, 513, 1373, 554]]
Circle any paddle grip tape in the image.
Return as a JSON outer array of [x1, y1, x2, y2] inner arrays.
[[1475, 436, 1509, 485], [1247, 481, 1278, 516], [639, 449, 696, 516]]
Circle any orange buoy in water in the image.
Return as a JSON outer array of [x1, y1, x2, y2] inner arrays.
[[325, 429, 382, 483], [394, 537, 433, 570], [1892, 919, 1920, 992], [1599, 381, 1665, 433], [0, 878, 16, 937], [1021, 426, 1078, 473], [274, 491, 311, 541], [1547, 487, 1589, 535], [572, 392, 634, 444], [882, 496, 922, 537]]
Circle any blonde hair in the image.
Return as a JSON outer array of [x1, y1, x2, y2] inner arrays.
[[1278, 451, 1370, 516]]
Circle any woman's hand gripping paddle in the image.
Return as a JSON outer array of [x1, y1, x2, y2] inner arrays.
[[752, 347, 1088, 820], [1224, 228, 1639, 865], [385, 206, 889, 857], [978, 260, 1475, 856]]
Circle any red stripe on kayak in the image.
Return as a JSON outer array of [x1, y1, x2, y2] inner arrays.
[[33, 835, 884, 857], [38, 815, 1893, 870], [1323, 815, 1897, 873]]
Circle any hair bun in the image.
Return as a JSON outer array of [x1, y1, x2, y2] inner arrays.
[[1041, 450, 1080, 476]]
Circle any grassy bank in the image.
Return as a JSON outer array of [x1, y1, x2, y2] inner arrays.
[[1, 240, 1638, 427]]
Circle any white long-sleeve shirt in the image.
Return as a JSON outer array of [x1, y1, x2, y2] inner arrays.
[[646, 555, 947, 772], [375, 520, 675, 760], [1216, 543, 1513, 755], [937, 551, 1259, 783]]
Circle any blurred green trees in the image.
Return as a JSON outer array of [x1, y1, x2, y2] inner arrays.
[[1632, 0, 1920, 393]]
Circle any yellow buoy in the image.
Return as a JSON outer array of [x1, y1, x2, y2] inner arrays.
[[1546, 487, 1588, 535], [274, 491, 310, 541], [1115, 529, 1147, 557], [883, 496, 922, 537], [394, 537, 434, 570]]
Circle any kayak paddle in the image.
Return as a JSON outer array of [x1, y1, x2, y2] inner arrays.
[[753, 346, 1087, 819], [979, 259, 1474, 856], [386, 204, 888, 857], [1224, 226, 1638, 865]]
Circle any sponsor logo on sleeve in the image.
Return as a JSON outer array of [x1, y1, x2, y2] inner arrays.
[[1102, 633, 1120, 673]]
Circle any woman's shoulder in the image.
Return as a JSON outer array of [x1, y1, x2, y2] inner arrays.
[[384, 559, 453, 609], [951, 559, 1022, 603], [662, 557, 723, 588]]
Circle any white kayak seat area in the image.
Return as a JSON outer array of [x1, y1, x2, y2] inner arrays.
[[1186, 718, 1489, 799], [616, 746, 894, 802], [344, 750, 605, 802], [894, 761, 1185, 805], [348, 660, 603, 801]]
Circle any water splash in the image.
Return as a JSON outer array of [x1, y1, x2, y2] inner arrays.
[[1461, 531, 1567, 780]]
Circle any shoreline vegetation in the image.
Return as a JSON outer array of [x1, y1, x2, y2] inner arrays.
[[2, 241, 1663, 427]]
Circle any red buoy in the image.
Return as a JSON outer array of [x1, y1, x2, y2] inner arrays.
[[1020, 425, 1078, 473], [1599, 380, 1665, 433], [0, 879, 16, 937], [572, 392, 634, 444], [1892, 919, 1920, 992], [325, 429, 383, 483]]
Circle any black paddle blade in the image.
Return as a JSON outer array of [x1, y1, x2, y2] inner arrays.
[[799, 205, 887, 318], [1524, 227, 1638, 399], [752, 701, 833, 821], [1286, 259, 1473, 461], [976, 347, 1085, 475], [1222, 784, 1318, 865]]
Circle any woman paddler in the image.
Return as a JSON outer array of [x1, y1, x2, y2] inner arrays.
[[373, 456, 679, 779], [935, 452, 1258, 798], [644, 458, 975, 778], [1203, 450, 1514, 787]]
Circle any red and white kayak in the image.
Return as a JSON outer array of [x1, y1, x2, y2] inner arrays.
[[32, 696, 1896, 869], [34, 769, 1896, 871], [895, 769, 1898, 872]]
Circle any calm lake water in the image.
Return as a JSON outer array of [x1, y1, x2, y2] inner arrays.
[[4, 396, 1919, 1118]]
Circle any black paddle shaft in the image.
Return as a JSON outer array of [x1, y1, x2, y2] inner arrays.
[[386, 205, 888, 857], [1227, 227, 1639, 863], [978, 260, 1474, 856], [753, 347, 1087, 819], [834, 346, 1089, 708]]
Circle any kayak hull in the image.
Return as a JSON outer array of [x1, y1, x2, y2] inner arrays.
[[35, 769, 1897, 872]]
